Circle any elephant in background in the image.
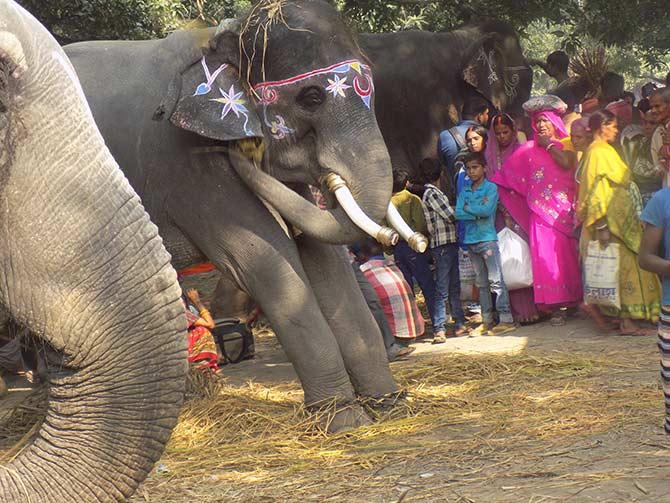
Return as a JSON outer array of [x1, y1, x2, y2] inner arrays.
[[0, 0, 187, 501], [66, 0, 415, 431], [359, 21, 533, 177]]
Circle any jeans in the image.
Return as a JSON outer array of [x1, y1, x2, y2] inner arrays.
[[394, 241, 436, 323], [430, 243, 465, 332], [467, 241, 513, 325], [352, 263, 396, 350]]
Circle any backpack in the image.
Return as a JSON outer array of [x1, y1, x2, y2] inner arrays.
[[211, 318, 255, 364], [445, 126, 470, 200]]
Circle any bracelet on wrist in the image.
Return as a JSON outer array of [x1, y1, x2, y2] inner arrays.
[[595, 223, 608, 230]]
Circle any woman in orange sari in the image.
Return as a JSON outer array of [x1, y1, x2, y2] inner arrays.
[[184, 288, 219, 372]]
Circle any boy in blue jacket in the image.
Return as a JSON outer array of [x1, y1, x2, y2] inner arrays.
[[455, 152, 516, 335]]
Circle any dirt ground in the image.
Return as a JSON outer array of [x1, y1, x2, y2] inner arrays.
[[2, 314, 669, 502], [139, 316, 670, 503]]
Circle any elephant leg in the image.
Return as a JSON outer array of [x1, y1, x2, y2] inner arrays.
[[296, 234, 399, 400], [169, 167, 370, 430]]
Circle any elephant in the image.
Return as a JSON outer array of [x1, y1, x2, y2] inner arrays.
[[359, 21, 533, 177], [0, 1, 187, 501], [64, 0, 422, 431]]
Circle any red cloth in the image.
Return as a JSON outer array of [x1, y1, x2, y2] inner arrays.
[[178, 262, 217, 277], [605, 100, 633, 129], [360, 258, 425, 339]]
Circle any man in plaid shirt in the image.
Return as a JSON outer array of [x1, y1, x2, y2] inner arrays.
[[422, 159, 466, 343]]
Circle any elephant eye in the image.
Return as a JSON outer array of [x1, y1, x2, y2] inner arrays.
[[297, 86, 326, 111]]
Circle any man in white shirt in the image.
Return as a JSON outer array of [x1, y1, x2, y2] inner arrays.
[[649, 88, 670, 187]]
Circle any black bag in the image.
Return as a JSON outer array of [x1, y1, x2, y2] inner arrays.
[[211, 318, 255, 365]]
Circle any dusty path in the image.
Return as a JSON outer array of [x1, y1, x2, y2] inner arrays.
[[132, 316, 669, 503], [1, 311, 667, 501]]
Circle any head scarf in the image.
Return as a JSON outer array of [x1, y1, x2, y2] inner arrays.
[[530, 110, 568, 140], [491, 108, 575, 236], [485, 113, 520, 177]]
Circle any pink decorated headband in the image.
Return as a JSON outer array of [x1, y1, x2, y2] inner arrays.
[[253, 59, 374, 109]]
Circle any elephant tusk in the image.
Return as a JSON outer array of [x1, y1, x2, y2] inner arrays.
[[385, 203, 429, 253], [323, 173, 399, 247]]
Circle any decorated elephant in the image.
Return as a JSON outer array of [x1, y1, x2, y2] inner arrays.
[[64, 0, 425, 431], [0, 0, 187, 501], [359, 21, 533, 176]]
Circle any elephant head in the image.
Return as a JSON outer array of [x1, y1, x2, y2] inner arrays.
[[457, 21, 532, 116], [158, 0, 396, 245], [0, 1, 186, 501]]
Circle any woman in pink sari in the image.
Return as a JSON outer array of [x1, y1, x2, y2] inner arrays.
[[487, 113, 540, 324], [492, 105, 582, 325]]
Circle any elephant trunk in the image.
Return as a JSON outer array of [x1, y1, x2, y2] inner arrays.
[[0, 158, 187, 502], [229, 119, 394, 246]]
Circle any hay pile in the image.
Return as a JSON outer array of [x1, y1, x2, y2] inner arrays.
[[135, 347, 662, 502]]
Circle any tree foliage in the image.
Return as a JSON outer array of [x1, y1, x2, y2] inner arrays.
[[17, 0, 670, 76], [17, 0, 186, 44]]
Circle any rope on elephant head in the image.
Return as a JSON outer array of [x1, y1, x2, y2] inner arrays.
[[238, 0, 289, 90]]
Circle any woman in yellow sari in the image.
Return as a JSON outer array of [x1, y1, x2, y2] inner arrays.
[[577, 110, 661, 335]]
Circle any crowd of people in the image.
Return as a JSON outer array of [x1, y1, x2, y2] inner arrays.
[[349, 61, 670, 373]]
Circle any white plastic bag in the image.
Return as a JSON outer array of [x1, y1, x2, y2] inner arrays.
[[497, 227, 533, 290], [583, 241, 621, 310]]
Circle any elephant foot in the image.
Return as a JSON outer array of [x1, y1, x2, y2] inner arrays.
[[310, 401, 373, 433], [359, 390, 408, 417]]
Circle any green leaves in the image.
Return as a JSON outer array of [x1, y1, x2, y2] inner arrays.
[[17, 0, 670, 74]]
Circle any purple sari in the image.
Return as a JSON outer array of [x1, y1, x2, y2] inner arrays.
[[491, 111, 582, 310]]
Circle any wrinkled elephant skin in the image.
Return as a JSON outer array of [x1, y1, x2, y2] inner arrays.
[[0, 1, 187, 502]]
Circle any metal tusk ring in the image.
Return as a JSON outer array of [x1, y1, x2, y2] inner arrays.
[[408, 233, 429, 254], [322, 173, 347, 193], [376, 227, 399, 247]]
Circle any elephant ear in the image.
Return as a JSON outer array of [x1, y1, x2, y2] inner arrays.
[[157, 47, 263, 141], [461, 33, 507, 109], [169, 54, 262, 141]]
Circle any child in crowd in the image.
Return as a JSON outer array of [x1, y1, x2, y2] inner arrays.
[[391, 170, 436, 326], [422, 159, 466, 343], [455, 152, 517, 335]]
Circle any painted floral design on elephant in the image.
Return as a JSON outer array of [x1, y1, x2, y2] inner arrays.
[[253, 59, 375, 140], [193, 56, 228, 96], [210, 84, 253, 135]]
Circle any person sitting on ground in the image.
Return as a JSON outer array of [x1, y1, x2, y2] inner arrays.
[[391, 170, 437, 325], [349, 246, 416, 361], [422, 158, 467, 343], [455, 152, 517, 336], [639, 187, 670, 433], [183, 287, 220, 372], [356, 239, 425, 347]]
